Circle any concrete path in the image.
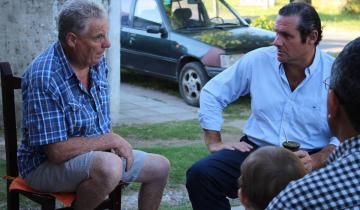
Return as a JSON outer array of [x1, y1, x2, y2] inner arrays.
[[319, 29, 359, 54], [119, 83, 198, 125]]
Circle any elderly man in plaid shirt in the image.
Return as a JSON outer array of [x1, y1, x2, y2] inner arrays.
[[267, 37, 360, 209], [17, 1, 170, 210]]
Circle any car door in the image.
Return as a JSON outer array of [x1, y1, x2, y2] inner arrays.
[[121, 0, 177, 79]]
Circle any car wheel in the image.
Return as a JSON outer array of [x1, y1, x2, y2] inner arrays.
[[179, 62, 209, 107]]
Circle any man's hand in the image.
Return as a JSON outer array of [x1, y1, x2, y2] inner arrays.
[[203, 129, 253, 153], [294, 144, 336, 173], [108, 133, 134, 172], [208, 141, 253, 153], [294, 150, 313, 172]]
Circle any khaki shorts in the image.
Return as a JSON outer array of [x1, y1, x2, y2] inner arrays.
[[25, 150, 146, 192]]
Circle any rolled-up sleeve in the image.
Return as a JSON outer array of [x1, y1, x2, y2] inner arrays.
[[329, 136, 340, 147], [198, 88, 224, 131], [198, 56, 252, 131]]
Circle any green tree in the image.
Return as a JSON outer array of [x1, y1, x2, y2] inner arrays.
[[251, 16, 275, 31], [342, 0, 360, 14]]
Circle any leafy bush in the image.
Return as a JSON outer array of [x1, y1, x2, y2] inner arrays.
[[342, 0, 360, 14], [251, 16, 275, 31]]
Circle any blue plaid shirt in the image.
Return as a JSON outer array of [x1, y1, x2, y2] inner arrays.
[[18, 42, 111, 177], [266, 135, 360, 209]]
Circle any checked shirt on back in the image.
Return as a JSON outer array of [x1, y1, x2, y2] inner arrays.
[[267, 135, 360, 209]]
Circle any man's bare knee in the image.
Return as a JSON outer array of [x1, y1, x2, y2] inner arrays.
[[91, 152, 123, 188], [138, 154, 170, 183], [153, 154, 170, 179]]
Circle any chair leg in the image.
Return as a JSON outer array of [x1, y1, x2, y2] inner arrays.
[[41, 199, 56, 210], [109, 185, 122, 210], [7, 190, 20, 210]]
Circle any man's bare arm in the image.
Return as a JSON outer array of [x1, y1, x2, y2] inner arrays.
[[44, 133, 132, 165], [204, 129, 222, 150], [311, 144, 336, 169]]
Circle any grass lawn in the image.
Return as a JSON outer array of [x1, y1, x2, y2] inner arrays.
[[0, 160, 6, 206], [160, 201, 193, 210], [138, 143, 209, 188], [113, 120, 202, 141], [118, 143, 209, 210]]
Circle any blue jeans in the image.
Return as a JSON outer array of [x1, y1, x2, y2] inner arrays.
[[186, 136, 259, 210]]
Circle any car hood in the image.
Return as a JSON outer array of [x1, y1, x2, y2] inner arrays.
[[179, 26, 275, 52]]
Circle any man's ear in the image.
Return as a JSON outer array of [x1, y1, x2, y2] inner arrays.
[[307, 30, 318, 45], [65, 32, 77, 48], [328, 90, 340, 119], [239, 188, 251, 209]]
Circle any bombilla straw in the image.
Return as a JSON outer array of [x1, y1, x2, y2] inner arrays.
[[283, 127, 289, 143]]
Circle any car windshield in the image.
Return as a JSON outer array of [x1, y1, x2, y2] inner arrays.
[[162, 0, 246, 30]]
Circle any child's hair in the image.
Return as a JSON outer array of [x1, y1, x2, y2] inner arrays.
[[238, 146, 306, 210]]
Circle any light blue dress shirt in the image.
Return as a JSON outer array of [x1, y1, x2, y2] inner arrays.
[[199, 46, 339, 150]]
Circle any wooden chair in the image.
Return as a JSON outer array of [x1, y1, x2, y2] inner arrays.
[[1, 62, 126, 210]]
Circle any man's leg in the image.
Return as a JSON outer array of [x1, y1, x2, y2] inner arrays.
[[73, 151, 123, 210], [186, 138, 258, 210], [25, 151, 123, 210], [135, 153, 170, 210], [77, 150, 170, 210]]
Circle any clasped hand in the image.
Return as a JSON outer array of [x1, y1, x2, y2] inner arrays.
[[294, 150, 313, 173], [208, 141, 253, 153], [107, 133, 134, 172]]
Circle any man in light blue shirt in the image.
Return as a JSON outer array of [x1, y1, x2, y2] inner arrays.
[[186, 3, 339, 210]]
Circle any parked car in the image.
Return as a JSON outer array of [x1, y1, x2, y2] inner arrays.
[[121, 0, 275, 106]]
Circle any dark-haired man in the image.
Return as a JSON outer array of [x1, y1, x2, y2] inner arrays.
[[186, 3, 338, 210], [267, 37, 360, 209]]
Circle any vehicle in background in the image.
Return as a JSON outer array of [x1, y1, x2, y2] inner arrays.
[[121, 0, 275, 106]]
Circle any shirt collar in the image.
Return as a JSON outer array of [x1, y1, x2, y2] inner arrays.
[[328, 134, 360, 163], [54, 41, 76, 80], [54, 41, 103, 81], [306, 47, 321, 76]]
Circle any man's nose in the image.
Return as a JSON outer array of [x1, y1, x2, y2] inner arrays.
[[273, 35, 282, 46], [103, 36, 111, 48]]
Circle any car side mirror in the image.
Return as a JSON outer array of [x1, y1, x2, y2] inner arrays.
[[146, 25, 167, 37]]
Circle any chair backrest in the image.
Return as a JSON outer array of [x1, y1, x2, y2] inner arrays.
[[0, 62, 21, 177]]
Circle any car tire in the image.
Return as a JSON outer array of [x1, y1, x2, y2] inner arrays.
[[179, 62, 209, 107]]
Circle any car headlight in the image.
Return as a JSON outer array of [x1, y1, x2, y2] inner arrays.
[[220, 54, 244, 68]]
